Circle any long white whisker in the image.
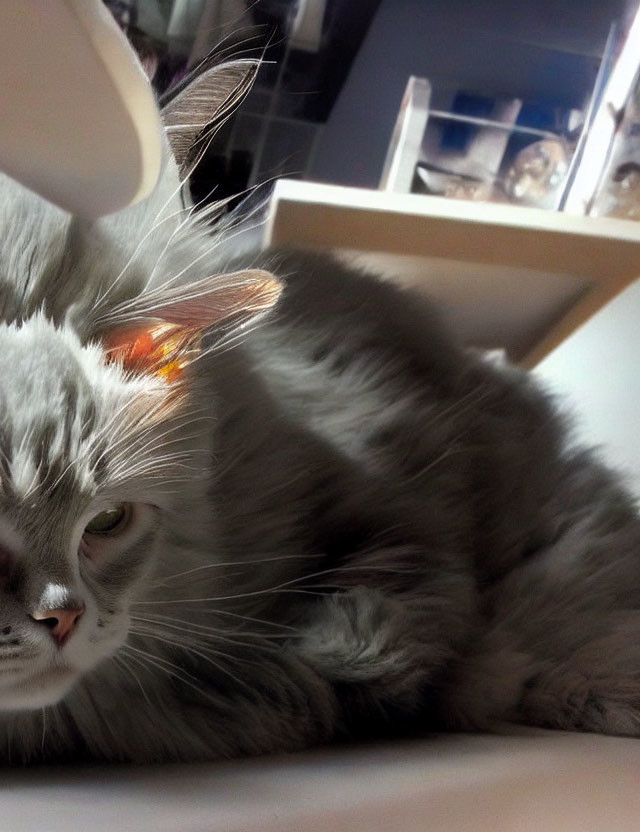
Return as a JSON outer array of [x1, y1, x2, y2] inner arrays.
[[131, 615, 285, 648], [122, 645, 216, 704], [40, 707, 47, 752], [131, 624, 263, 666], [112, 655, 154, 707], [144, 209, 196, 293], [158, 553, 317, 583], [134, 565, 372, 605], [95, 207, 186, 309], [128, 635, 251, 692]]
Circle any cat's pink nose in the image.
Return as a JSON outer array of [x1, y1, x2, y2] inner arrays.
[[31, 606, 85, 646]]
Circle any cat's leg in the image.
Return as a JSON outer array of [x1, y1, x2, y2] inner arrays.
[[292, 585, 467, 735], [443, 573, 640, 737], [440, 448, 640, 738], [516, 622, 640, 735], [64, 645, 341, 763]]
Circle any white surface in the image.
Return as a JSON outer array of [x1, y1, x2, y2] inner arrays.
[[0, 0, 163, 218], [379, 77, 431, 193], [535, 277, 640, 497], [4, 733, 640, 831], [338, 249, 588, 359], [268, 178, 640, 242], [267, 179, 640, 362]]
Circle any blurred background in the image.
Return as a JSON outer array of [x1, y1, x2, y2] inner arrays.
[[103, 0, 640, 218]]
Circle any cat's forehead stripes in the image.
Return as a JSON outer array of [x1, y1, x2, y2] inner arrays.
[[0, 315, 168, 502], [0, 416, 103, 501]]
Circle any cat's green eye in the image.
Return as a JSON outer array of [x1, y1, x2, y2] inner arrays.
[[84, 504, 130, 536]]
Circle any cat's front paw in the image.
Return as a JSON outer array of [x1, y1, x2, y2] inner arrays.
[[294, 586, 438, 727]]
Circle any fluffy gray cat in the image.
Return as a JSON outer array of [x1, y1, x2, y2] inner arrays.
[[0, 65, 639, 764]]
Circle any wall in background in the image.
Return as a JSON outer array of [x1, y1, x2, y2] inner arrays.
[[534, 278, 640, 498], [311, 0, 629, 187]]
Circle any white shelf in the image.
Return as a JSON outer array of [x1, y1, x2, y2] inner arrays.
[[266, 179, 640, 365]]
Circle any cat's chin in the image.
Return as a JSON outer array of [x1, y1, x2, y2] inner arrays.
[[0, 666, 77, 711]]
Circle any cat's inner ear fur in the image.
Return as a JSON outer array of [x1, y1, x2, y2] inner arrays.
[[100, 269, 281, 382], [159, 58, 258, 178]]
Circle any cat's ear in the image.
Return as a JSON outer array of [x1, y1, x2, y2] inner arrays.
[[99, 269, 280, 383], [159, 58, 258, 177]]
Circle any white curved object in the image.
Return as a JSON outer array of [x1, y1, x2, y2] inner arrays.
[[0, 0, 163, 218]]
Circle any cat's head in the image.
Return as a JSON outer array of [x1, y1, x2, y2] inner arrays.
[[0, 51, 273, 711], [0, 268, 280, 711]]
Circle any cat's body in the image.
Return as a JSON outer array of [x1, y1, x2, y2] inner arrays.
[[1, 108, 640, 763]]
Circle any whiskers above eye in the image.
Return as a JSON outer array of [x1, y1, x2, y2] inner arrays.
[[138, 175, 274, 299], [92, 163, 198, 313], [101, 406, 213, 467]]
